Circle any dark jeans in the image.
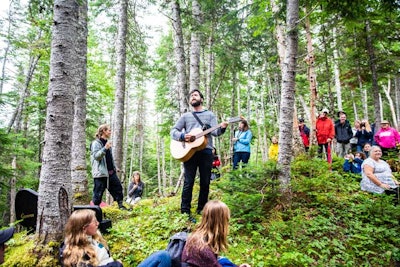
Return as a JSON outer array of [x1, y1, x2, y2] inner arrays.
[[233, 152, 250, 169], [181, 150, 213, 214], [92, 171, 124, 206], [318, 143, 329, 158]]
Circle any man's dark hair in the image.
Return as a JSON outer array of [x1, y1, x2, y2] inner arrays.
[[189, 89, 204, 99]]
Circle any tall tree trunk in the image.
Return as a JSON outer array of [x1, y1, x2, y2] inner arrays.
[[383, 78, 398, 129], [332, 27, 343, 111], [354, 30, 369, 121], [277, 0, 299, 193], [304, 8, 317, 146], [365, 20, 381, 131], [189, 0, 202, 94], [395, 75, 400, 129], [71, 0, 88, 204], [36, 0, 78, 244], [171, 0, 189, 114], [112, 0, 128, 172]]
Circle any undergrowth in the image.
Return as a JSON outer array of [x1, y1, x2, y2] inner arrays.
[[4, 155, 400, 266]]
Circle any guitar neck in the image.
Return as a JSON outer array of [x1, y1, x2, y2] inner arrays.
[[195, 125, 221, 139]]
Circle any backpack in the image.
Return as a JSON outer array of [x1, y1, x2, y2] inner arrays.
[[166, 231, 188, 267]]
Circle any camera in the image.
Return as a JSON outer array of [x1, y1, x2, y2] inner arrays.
[[360, 123, 365, 127]]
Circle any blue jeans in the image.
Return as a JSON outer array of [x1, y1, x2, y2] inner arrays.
[[233, 152, 250, 169], [137, 250, 171, 267]]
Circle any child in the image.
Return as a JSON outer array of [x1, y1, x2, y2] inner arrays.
[[211, 147, 221, 180], [343, 152, 365, 174], [268, 136, 279, 161]]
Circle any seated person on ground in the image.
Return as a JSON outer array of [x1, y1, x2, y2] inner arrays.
[[126, 171, 144, 205], [343, 152, 365, 174]]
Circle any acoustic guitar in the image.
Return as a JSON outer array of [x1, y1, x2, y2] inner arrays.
[[170, 116, 242, 162]]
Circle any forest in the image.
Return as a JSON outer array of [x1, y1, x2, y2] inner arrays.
[[0, 0, 400, 266]]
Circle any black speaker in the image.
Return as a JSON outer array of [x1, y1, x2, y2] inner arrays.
[[15, 188, 38, 232], [73, 205, 112, 233]]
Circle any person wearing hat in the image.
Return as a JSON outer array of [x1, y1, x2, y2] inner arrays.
[[0, 227, 15, 264], [316, 109, 335, 160], [298, 118, 310, 152], [374, 120, 400, 158]]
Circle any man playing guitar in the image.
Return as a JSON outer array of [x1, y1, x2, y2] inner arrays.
[[170, 89, 228, 221]]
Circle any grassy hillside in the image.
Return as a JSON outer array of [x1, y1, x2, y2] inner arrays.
[[4, 155, 400, 266]]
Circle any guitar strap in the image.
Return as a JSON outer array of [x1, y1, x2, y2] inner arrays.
[[192, 112, 204, 128]]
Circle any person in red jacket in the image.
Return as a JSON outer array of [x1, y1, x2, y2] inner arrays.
[[316, 108, 335, 161]]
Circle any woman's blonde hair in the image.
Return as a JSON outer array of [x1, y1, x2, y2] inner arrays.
[[62, 209, 107, 267], [185, 200, 230, 255], [95, 124, 110, 139]]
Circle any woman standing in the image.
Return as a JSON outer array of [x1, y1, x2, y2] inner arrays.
[[181, 200, 250, 267], [232, 120, 252, 169], [355, 120, 373, 152]]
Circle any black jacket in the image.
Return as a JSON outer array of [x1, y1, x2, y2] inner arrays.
[[334, 120, 353, 143]]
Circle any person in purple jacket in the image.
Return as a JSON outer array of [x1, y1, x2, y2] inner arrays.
[[181, 200, 251, 267], [374, 120, 400, 158]]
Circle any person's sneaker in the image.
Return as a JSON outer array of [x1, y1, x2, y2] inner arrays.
[[119, 205, 129, 211]]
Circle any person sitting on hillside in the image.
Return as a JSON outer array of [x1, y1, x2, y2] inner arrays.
[[181, 200, 251, 267], [211, 147, 221, 180], [61, 209, 171, 267], [343, 152, 365, 174], [362, 143, 371, 158], [360, 146, 399, 202], [126, 171, 144, 205], [355, 120, 373, 153], [268, 136, 279, 161]]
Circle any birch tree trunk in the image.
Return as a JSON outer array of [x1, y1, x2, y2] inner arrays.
[[112, 0, 128, 172], [395, 75, 400, 129], [332, 27, 342, 111], [36, 0, 78, 244], [304, 8, 317, 146], [71, 0, 88, 203], [171, 0, 189, 114], [277, 0, 299, 192], [365, 20, 381, 131], [189, 0, 202, 93], [383, 78, 398, 129]]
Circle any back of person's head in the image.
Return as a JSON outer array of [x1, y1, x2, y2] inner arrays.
[[95, 124, 110, 139], [63, 209, 102, 267], [240, 120, 249, 131], [188, 200, 230, 255]]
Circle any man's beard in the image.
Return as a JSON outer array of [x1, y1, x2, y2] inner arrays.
[[191, 100, 201, 107]]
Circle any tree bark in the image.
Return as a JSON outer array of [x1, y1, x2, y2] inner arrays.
[[112, 0, 128, 172], [277, 0, 299, 193], [365, 20, 381, 131], [332, 27, 343, 111], [170, 0, 189, 115], [36, 0, 78, 244], [71, 0, 88, 203], [189, 0, 202, 94]]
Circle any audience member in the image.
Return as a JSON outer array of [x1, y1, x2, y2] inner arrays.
[[268, 136, 279, 161], [211, 147, 221, 180], [298, 118, 310, 152], [126, 171, 144, 205], [374, 120, 400, 158], [61, 209, 171, 267], [181, 200, 251, 267], [343, 152, 365, 174], [362, 143, 371, 158], [334, 112, 353, 157], [349, 120, 360, 152], [316, 109, 335, 160], [355, 120, 373, 152], [360, 146, 399, 202], [232, 120, 253, 169], [0, 227, 15, 264]]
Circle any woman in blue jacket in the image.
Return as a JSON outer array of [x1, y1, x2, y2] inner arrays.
[[232, 120, 252, 169]]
